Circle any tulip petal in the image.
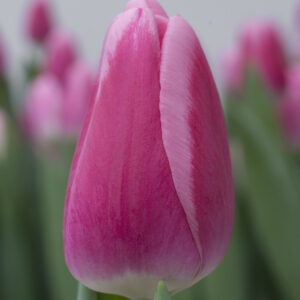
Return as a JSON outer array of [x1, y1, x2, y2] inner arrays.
[[160, 16, 234, 279], [64, 8, 200, 299], [125, 0, 168, 18]]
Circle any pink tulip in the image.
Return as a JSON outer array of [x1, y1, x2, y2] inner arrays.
[[25, 0, 52, 42], [45, 29, 76, 81], [22, 73, 63, 142], [63, 60, 94, 136], [239, 20, 286, 91], [280, 65, 300, 147], [220, 45, 245, 93], [63, 1, 234, 299], [0, 34, 6, 75], [0, 109, 7, 158]]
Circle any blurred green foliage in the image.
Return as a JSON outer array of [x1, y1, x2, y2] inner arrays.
[[1, 70, 300, 300]]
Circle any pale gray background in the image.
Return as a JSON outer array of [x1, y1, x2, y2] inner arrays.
[[0, 0, 299, 89]]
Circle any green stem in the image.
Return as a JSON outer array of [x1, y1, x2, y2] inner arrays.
[[77, 284, 99, 300], [154, 281, 171, 300]]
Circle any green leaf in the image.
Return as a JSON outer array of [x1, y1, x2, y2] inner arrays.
[[37, 141, 77, 300], [154, 281, 171, 300], [24, 60, 41, 83], [226, 78, 300, 300], [0, 121, 50, 300], [173, 281, 206, 300], [202, 192, 250, 300], [0, 76, 12, 116]]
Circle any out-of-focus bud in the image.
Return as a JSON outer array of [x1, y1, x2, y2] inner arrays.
[[280, 65, 300, 147], [45, 29, 76, 81], [220, 45, 245, 93], [25, 0, 52, 42], [239, 20, 286, 91], [63, 60, 94, 137], [0, 34, 6, 75], [0, 109, 7, 158], [22, 73, 62, 142], [63, 1, 234, 299]]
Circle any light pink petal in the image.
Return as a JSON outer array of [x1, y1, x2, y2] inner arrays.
[[220, 45, 246, 93], [22, 73, 63, 142], [64, 8, 200, 299], [160, 16, 234, 279], [125, 0, 168, 18]]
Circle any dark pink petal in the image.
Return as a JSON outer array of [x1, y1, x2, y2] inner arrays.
[[239, 21, 286, 91], [160, 16, 234, 280], [64, 8, 200, 299]]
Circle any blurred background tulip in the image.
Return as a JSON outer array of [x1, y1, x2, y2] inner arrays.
[[22, 73, 63, 143], [1, 0, 300, 300], [45, 29, 77, 82], [238, 20, 287, 91], [220, 45, 245, 93], [62, 60, 93, 137], [279, 65, 300, 147], [0, 34, 6, 75], [25, 0, 53, 43]]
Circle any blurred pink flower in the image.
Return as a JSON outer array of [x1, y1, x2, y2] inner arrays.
[[239, 20, 286, 91], [280, 65, 300, 147], [22, 73, 63, 142], [220, 45, 245, 93], [63, 60, 94, 136], [0, 34, 6, 75], [0, 109, 7, 158], [25, 0, 52, 42], [63, 0, 234, 298], [45, 29, 77, 81]]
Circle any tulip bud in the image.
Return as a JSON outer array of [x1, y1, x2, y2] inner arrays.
[[239, 20, 286, 91], [22, 73, 63, 142], [45, 29, 76, 81], [63, 60, 94, 137], [279, 65, 300, 147], [0, 34, 6, 75], [25, 0, 52, 42], [220, 45, 245, 93], [0, 109, 7, 158], [63, 1, 234, 299]]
